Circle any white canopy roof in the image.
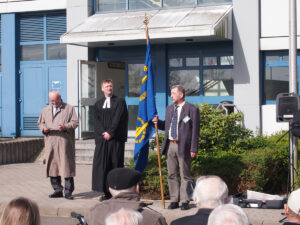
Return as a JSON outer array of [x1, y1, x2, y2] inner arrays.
[[61, 5, 232, 47]]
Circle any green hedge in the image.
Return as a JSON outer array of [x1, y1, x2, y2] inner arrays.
[[128, 104, 296, 197]]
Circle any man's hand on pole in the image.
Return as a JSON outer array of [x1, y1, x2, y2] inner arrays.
[[152, 116, 159, 123]]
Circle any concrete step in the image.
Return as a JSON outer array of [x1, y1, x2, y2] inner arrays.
[[75, 139, 135, 165]]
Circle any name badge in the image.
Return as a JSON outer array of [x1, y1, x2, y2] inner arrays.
[[183, 116, 190, 123]]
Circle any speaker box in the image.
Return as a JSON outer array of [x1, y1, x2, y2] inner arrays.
[[276, 93, 300, 122]]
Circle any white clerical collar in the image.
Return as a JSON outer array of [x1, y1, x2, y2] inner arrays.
[[103, 96, 111, 108]]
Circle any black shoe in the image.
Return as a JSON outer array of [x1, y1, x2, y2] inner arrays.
[[49, 192, 63, 198], [168, 202, 179, 209], [181, 202, 190, 210], [64, 193, 74, 200], [99, 195, 110, 202]]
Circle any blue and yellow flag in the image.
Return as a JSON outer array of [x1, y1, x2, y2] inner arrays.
[[134, 40, 157, 172]]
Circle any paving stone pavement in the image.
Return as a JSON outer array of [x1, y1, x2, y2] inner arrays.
[[0, 163, 285, 225]]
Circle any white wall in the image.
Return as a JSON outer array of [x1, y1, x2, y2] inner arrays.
[[66, 0, 92, 107], [66, 0, 93, 138], [262, 105, 289, 135], [233, 0, 261, 133], [260, 0, 300, 50], [0, 0, 66, 13]]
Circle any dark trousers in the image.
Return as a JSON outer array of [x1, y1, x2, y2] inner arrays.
[[50, 176, 74, 195]]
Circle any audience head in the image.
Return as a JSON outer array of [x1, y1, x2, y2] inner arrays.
[[208, 204, 250, 225], [105, 208, 143, 225], [0, 197, 40, 225], [107, 168, 142, 196], [285, 188, 300, 223], [193, 175, 228, 209]]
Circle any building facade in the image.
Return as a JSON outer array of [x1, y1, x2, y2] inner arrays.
[[0, 0, 67, 137], [0, 0, 299, 137]]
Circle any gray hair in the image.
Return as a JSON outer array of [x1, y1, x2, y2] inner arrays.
[[171, 85, 185, 97], [105, 208, 143, 225], [208, 204, 250, 225], [193, 175, 228, 208], [49, 89, 61, 98]]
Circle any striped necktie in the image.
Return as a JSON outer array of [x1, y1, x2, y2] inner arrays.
[[170, 106, 179, 139]]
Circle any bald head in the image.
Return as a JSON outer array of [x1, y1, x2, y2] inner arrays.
[[49, 90, 61, 107]]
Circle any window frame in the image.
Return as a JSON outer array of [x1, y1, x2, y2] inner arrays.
[[167, 55, 234, 105], [19, 11, 66, 63], [262, 51, 290, 105], [94, 0, 232, 13]]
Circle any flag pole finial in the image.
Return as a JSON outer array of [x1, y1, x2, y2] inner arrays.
[[144, 13, 149, 44]]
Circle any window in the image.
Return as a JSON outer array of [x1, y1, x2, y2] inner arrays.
[[169, 70, 200, 96], [164, 0, 195, 7], [19, 11, 66, 62], [203, 68, 233, 96], [263, 53, 289, 103], [168, 55, 234, 98], [128, 63, 144, 97], [47, 44, 66, 60], [129, 0, 160, 10], [95, 0, 232, 12], [20, 45, 44, 61], [198, 0, 232, 5]]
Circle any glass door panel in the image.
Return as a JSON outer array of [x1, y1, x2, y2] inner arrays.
[[127, 63, 143, 130], [80, 61, 97, 139]]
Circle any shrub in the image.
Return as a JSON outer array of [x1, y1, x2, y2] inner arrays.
[[198, 104, 252, 153], [127, 151, 168, 199], [133, 104, 295, 197]]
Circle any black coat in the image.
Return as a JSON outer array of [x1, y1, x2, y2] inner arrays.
[[170, 209, 212, 225], [94, 95, 128, 142]]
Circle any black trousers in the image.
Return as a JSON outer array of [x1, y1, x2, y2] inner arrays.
[[50, 176, 74, 195]]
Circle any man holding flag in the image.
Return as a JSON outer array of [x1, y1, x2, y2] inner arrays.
[[152, 85, 200, 211]]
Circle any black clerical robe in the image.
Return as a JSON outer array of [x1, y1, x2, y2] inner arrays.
[[92, 95, 128, 196]]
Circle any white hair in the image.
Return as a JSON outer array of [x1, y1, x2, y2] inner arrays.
[[208, 204, 250, 225], [193, 175, 228, 208], [105, 208, 143, 225]]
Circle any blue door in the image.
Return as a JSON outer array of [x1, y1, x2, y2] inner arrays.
[[18, 11, 67, 136], [48, 63, 67, 101], [20, 63, 66, 136], [20, 64, 46, 136]]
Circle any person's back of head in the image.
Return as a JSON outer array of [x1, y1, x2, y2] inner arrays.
[[0, 197, 40, 225], [107, 168, 142, 197], [193, 175, 228, 209], [207, 204, 250, 225], [105, 208, 143, 225], [285, 188, 300, 223]]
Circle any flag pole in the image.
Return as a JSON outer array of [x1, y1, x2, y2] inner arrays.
[[144, 14, 165, 209]]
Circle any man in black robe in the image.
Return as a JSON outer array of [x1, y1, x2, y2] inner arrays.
[[92, 79, 128, 201]]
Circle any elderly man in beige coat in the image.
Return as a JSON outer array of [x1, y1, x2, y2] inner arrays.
[[38, 90, 78, 200]]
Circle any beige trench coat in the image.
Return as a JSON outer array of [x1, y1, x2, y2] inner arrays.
[[38, 102, 78, 178]]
